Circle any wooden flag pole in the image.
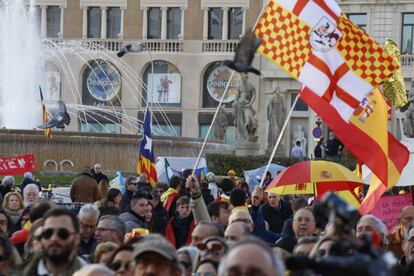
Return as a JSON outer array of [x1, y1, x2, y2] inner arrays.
[[258, 92, 300, 188], [192, 71, 236, 176]]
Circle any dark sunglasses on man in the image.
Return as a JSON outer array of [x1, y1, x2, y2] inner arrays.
[[41, 228, 75, 240], [111, 260, 130, 271]]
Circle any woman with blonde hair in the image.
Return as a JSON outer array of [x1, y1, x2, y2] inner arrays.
[[94, 241, 118, 264], [3, 192, 24, 227], [98, 179, 109, 200]]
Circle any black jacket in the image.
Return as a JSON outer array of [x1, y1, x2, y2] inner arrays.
[[152, 202, 168, 235], [91, 171, 109, 184], [120, 189, 134, 212], [260, 201, 293, 233]]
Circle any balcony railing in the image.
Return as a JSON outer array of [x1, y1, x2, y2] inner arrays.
[[44, 39, 239, 53], [202, 40, 238, 52], [401, 55, 414, 68]]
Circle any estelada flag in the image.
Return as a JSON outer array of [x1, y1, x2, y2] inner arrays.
[[137, 109, 157, 186], [301, 87, 409, 214], [254, 0, 398, 121]]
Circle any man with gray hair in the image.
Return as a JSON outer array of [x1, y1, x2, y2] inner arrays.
[[23, 183, 40, 207], [356, 214, 389, 249], [218, 236, 285, 276], [95, 215, 126, 246], [0, 175, 15, 199], [73, 264, 113, 276], [78, 204, 100, 256]]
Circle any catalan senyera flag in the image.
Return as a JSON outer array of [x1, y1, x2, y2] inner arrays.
[[39, 86, 52, 139], [137, 109, 157, 186], [301, 87, 409, 214], [254, 0, 398, 121]]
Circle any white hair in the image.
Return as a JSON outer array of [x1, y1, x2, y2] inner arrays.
[[73, 264, 114, 276], [23, 183, 39, 195], [78, 204, 100, 221], [357, 214, 389, 247]]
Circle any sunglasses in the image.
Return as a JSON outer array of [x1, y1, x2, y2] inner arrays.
[[111, 261, 130, 271], [42, 228, 74, 240], [197, 241, 224, 252], [180, 261, 192, 270]]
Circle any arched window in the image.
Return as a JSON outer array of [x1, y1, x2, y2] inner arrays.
[[80, 59, 122, 133], [143, 60, 181, 106]]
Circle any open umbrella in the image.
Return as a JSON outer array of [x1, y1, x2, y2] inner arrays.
[[266, 160, 363, 199]]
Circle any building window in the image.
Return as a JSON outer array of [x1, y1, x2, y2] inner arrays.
[[167, 7, 181, 39], [402, 13, 414, 54], [143, 60, 181, 106], [46, 6, 61, 37], [228, 8, 243, 39], [107, 7, 121, 39], [153, 124, 181, 136], [148, 7, 161, 39], [291, 92, 308, 111], [87, 7, 101, 38], [347, 13, 367, 31], [80, 122, 121, 134], [208, 8, 223, 39]]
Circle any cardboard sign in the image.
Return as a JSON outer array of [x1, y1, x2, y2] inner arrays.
[[370, 194, 413, 231], [0, 154, 35, 175]]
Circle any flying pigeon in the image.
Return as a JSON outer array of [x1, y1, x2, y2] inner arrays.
[[38, 101, 71, 130], [223, 31, 262, 75], [117, 43, 146, 57]]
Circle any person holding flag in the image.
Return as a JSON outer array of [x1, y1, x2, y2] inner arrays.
[[137, 108, 157, 187]]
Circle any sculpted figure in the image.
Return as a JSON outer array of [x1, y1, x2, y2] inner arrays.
[[212, 104, 228, 141], [267, 88, 286, 150], [232, 73, 258, 140]]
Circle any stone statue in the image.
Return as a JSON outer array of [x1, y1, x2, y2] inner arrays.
[[404, 85, 414, 138], [212, 104, 228, 141], [267, 87, 286, 150], [292, 125, 307, 155], [232, 73, 258, 141]]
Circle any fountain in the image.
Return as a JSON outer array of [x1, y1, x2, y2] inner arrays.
[[0, 0, 230, 173], [0, 0, 43, 129]]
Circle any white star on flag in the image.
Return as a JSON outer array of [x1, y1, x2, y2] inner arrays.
[[144, 135, 152, 151]]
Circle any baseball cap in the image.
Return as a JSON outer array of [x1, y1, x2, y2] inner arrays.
[[132, 235, 177, 261], [227, 169, 236, 176]]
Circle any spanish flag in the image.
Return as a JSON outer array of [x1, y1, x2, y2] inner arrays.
[[39, 86, 52, 139], [301, 87, 409, 214], [137, 108, 158, 186]]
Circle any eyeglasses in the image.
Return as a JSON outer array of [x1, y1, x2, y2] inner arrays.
[[231, 218, 252, 224], [111, 260, 130, 271], [41, 228, 74, 240], [130, 182, 139, 186], [227, 266, 267, 276], [192, 273, 216, 276]]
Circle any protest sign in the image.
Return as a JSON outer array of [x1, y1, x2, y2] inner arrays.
[[370, 194, 413, 231], [0, 154, 35, 175]]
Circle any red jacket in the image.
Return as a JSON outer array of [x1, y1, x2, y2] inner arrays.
[[165, 216, 195, 248]]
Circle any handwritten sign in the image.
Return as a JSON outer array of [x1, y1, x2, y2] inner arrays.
[[370, 194, 413, 231]]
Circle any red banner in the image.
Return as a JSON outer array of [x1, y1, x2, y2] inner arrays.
[[0, 154, 35, 175]]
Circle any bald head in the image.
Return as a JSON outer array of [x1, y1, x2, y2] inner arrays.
[[225, 221, 250, 242], [399, 206, 414, 234], [293, 208, 316, 238], [228, 210, 253, 231]]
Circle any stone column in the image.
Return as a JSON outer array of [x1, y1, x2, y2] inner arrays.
[[59, 6, 64, 38], [161, 7, 167, 39], [203, 8, 208, 40], [119, 7, 125, 39], [242, 8, 247, 35], [222, 7, 228, 40], [40, 6, 47, 38], [101, 6, 107, 39], [82, 7, 88, 39], [180, 8, 185, 39], [142, 8, 148, 39]]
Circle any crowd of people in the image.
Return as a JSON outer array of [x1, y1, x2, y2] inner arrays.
[[0, 163, 412, 275]]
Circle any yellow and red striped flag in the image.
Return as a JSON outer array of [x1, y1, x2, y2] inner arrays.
[[137, 108, 157, 186], [254, 0, 398, 121], [39, 86, 52, 139]]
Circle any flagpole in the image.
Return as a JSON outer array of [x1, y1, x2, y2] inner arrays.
[[259, 92, 300, 188], [192, 71, 236, 176]]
